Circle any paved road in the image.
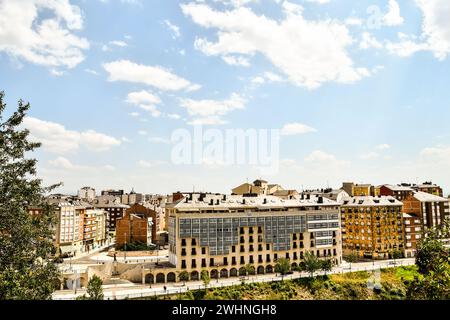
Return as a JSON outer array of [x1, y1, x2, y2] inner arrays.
[[53, 258, 416, 300]]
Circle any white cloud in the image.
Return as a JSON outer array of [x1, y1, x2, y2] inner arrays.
[[164, 20, 181, 39], [148, 137, 171, 144], [125, 91, 162, 117], [102, 40, 128, 51], [376, 143, 391, 150], [304, 150, 348, 167], [180, 93, 246, 125], [103, 60, 201, 91], [280, 123, 317, 136], [126, 90, 161, 105], [360, 32, 383, 50], [304, 0, 330, 4], [168, 113, 182, 120], [0, 0, 89, 69], [138, 160, 166, 168], [85, 68, 99, 75], [22, 117, 121, 154], [383, 0, 404, 26], [360, 152, 379, 160], [222, 55, 250, 67], [387, 0, 450, 60], [420, 145, 450, 165], [138, 130, 148, 136], [48, 157, 115, 172], [182, 1, 370, 89]]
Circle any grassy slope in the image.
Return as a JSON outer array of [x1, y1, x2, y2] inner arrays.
[[147, 266, 420, 301]]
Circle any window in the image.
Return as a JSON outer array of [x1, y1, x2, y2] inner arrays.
[[249, 227, 254, 234], [240, 256, 245, 264], [192, 259, 196, 268], [240, 245, 245, 252], [240, 227, 244, 234], [232, 246, 236, 253], [210, 258, 215, 267], [274, 253, 278, 261], [181, 239, 186, 246], [232, 257, 236, 265], [224, 257, 228, 266], [266, 254, 271, 262], [191, 248, 196, 255], [266, 244, 270, 250], [191, 239, 197, 246], [202, 259, 206, 268], [202, 247, 206, 255], [181, 260, 186, 269], [181, 249, 186, 256]]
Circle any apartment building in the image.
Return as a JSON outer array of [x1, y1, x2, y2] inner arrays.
[[380, 185, 415, 201], [403, 213, 422, 257], [402, 192, 449, 230], [342, 183, 379, 197], [341, 196, 404, 259], [83, 207, 108, 252], [414, 182, 444, 197], [116, 204, 156, 247], [78, 186, 96, 202], [167, 193, 341, 280], [47, 196, 85, 257], [91, 195, 129, 233]]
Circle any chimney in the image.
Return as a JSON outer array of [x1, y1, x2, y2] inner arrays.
[[209, 199, 214, 206], [242, 199, 246, 205], [223, 194, 227, 201], [306, 194, 310, 200], [318, 196, 323, 204], [263, 198, 267, 204]]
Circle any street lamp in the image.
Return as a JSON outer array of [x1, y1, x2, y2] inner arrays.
[[124, 232, 127, 262]]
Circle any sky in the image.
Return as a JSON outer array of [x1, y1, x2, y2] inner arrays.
[[0, 0, 450, 196]]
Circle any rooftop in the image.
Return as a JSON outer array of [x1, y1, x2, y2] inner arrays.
[[413, 191, 448, 202], [341, 196, 402, 207], [173, 193, 338, 211]]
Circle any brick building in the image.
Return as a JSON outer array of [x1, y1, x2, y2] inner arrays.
[[116, 204, 157, 247]]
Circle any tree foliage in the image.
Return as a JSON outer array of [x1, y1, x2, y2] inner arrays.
[[407, 221, 450, 300], [0, 91, 60, 300], [178, 271, 189, 285], [275, 258, 291, 280], [303, 252, 321, 277], [77, 275, 104, 300], [200, 270, 210, 288]]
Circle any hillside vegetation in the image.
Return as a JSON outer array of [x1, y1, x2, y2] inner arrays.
[[151, 266, 421, 300]]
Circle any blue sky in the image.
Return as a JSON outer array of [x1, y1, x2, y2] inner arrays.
[[1, 0, 449, 195]]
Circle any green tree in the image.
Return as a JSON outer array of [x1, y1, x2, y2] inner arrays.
[[274, 258, 291, 281], [0, 91, 60, 300], [244, 264, 255, 279], [178, 271, 189, 286], [303, 252, 321, 278], [200, 270, 210, 289], [415, 226, 448, 275], [321, 259, 333, 275], [407, 222, 450, 300], [77, 275, 104, 300]]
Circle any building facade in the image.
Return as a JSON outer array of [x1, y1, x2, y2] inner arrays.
[[403, 213, 422, 257], [402, 192, 449, 230], [116, 204, 156, 247], [78, 187, 96, 202], [167, 194, 342, 280], [341, 196, 404, 259], [380, 185, 415, 201]]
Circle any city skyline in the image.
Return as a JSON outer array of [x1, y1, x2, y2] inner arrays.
[[1, 0, 450, 195]]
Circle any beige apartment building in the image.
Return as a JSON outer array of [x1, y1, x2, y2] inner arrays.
[[167, 193, 342, 281], [341, 196, 404, 259]]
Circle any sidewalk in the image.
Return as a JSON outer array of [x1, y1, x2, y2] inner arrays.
[[52, 258, 416, 300]]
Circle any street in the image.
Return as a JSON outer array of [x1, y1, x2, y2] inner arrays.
[[53, 258, 416, 300]]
